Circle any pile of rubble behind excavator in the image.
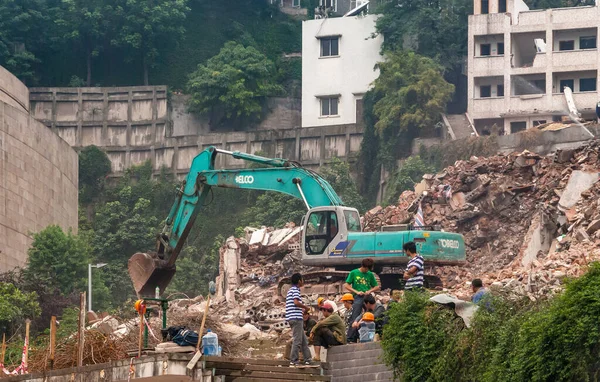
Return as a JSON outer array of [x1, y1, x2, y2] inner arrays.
[[28, 140, 600, 370]]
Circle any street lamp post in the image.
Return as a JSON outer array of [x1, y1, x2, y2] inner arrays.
[[88, 263, 107, 312]]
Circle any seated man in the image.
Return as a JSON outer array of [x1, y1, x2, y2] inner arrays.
[[341, 293, 354, 337], [316, 297, 338, 319], [349, 294, 385, 341], [357, 312, 376, 343], [310, 302, 347, 361]]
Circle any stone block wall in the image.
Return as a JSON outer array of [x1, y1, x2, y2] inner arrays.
[[0, 74, 79, 272], [325, 342, 394, 382]]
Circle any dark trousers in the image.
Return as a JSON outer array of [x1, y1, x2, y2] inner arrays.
[[347, 295, 364, 342], [313, 327, 342, 349]]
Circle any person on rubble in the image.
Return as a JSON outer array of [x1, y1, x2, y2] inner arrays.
[[309, 302, 347, 360], [403, 241, 424, 291], [471, 279, 489, 304], [350, 293, 386, 340], [340, 293, 354, 335], [344, 258, 380, 333], [286, 273, 318, 366]]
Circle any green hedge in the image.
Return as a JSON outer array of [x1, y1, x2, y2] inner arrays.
[[382, 263, 600, 382]]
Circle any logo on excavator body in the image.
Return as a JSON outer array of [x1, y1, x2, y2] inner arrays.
[[439, 239, 460, 249], [235, 175, 254, 184]]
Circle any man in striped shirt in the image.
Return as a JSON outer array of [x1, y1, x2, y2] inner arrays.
[[403, 241, 424, 290], [286, 273, 317, 366]]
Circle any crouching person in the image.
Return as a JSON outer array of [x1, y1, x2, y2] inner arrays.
[[309, 302, 347, 361]]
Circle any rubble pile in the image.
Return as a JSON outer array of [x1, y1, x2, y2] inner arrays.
[[364, 141, 600, 298]]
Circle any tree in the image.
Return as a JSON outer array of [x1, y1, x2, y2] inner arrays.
[[0, 0, 54, 83], [319, 158, 367, 213], [371, 51, 454, 136], [79, 145, 112, 203], [24, 225, 90, 296], [0, 283, 40, 335], [187, 41, 284, 129], [375, 0, 471, 71], [55, 0, 114, 86], [111, 0, 190, 85], [386, 156, 435, 204], [241, 192, 306, 228], [167, 237, 221, 297]]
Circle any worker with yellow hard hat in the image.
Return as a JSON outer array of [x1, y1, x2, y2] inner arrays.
[[340, 293, 355, 336]]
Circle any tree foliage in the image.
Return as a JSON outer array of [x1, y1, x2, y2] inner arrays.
[[386, 156, 435, 204], [167, 237, 222, 297], [110, 0, 190, 85], [371, 51, 454, 135], [0, 283, 40, 334], [382, 263, 600, 382], [375, 0, 471, 70], [79, 145, 112, 203], [187, 41, 283, 128], [319, 158, 367, 213]]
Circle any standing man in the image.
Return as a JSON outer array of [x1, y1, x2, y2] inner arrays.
[[344, 258, 380, 342], [403, 242, 424, 290], [286, 273, 317, 366]]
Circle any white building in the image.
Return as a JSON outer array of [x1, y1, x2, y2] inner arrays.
[[302, 14, 383, 128], [468, 0, 600, 134]]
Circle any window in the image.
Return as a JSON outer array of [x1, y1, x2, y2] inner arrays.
[[533, 120, 547, 127], [480, 44, 491, 56], [292, 0, 300, 6], [497, 84, 504, 97], [497, 42, 504, 55], [580, 78, 596, 92], [305, 211, 338, 255], [559, 40, 575, 51], [510, 121, 527, 133], [580, 36, 597, 50], [320, 97, 339, 116], [321, 0, 337, 10], [344, 210, 361, 232], [499, 0, 507, 12], [481, 0, 489, 14], [560, 79, 574, 92], [532, 79, 546, 93], [480, 85, 491, 98], [320, 37, 339, 57]]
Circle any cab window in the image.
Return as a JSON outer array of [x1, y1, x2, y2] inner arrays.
[[344, 210, 361, 232], [305, 211, 338, 255]]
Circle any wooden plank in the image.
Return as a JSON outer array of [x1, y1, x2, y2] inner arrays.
[[214, 369, 329, 381], [49, 316, 56, 369]]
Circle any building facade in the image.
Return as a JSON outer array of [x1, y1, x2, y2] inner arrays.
[[302, 14, 383, 128], [468, 0, 600, 134]]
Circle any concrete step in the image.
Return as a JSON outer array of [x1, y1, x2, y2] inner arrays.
[[216, 369, 330, 381], [326, 348, 383, 363], [445, 113, 474, 139], [331, 370, 394, 382], [205, 362, 320, 375], [328, 364, 391, 378], [324, 355, 385, 371], [327, 342, 383, 355], [202, 356, 291, 367]]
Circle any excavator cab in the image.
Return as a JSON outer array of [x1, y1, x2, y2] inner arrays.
[[303, 206, 361, 259]]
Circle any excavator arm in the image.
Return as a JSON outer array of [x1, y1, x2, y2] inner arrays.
[[128, 146, 343, 295]]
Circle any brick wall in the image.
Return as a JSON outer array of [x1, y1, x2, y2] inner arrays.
[[0, 92, 78, 271]]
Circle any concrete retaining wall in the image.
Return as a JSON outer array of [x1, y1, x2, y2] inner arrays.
[[0, 70, 79, 272], [325, 342, 394, 382]]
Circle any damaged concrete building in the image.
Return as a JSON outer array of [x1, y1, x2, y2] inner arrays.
[[468, 0, 600, 134]]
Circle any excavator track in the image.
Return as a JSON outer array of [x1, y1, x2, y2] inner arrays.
[[277, 270, 383, 298]]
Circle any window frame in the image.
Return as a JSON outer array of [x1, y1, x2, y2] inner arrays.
[[479, 85, 492, 98], [497, 42, 505, 55], [305, 211, 339, 255], [510, 121, 527, 133], [497, 84, 504, 97], [499, 0, 507, 12], [292, 0, 301, 6], [320, 96, 339, 117], [559, 79, 575, 93], [579, 78, 596, 92], [480, 43, 491, 56], [559, 40, 575, 51], [320, 36, 340, 57], [580, 36, 597, 50]]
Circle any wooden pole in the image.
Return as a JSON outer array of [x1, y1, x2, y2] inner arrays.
[[24, 319, 30, 368], [49, 316, 57, 369], [195, 295, 211, 352], [137, 310, 144, 357], [1, 332, 6, 365], [77, 292, 86, 367]]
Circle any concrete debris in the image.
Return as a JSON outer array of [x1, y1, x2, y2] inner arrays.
[[363, 140, 600, 299]]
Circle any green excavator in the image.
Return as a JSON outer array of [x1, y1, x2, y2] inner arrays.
[[128, 146, 466, 296]]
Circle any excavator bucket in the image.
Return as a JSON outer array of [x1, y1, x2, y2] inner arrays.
[[128, 252, 176, 296]]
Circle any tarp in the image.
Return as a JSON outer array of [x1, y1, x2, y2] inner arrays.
[[429, 294, 479, 327]]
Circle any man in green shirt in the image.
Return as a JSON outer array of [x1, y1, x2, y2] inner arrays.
[[344, 258, 380, 342]]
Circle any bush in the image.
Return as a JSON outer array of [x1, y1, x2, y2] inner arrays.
[[382, 263, 600, 382]]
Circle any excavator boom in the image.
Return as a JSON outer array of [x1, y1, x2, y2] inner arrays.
[[128, 147, 343, 295]]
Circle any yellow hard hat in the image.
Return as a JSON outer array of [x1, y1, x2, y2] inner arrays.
[[317, 297, 325, 306], [134, 299, 146, 315], [362, 312, 375, 321], [341, 293, 354, 302]]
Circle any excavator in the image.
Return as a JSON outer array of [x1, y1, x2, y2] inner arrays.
[[128, 146, 466, 296]]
